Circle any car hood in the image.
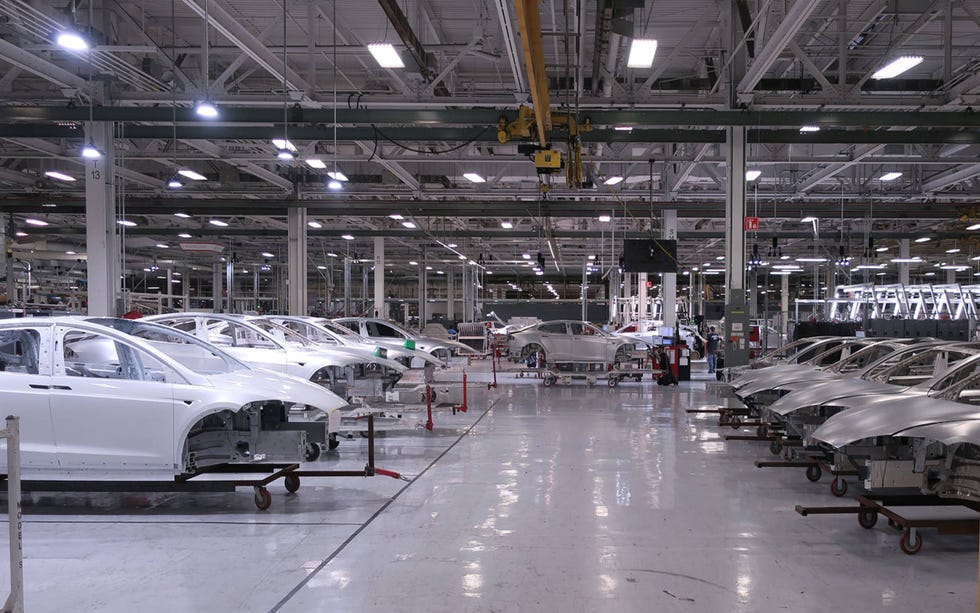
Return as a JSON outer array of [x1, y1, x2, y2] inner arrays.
[[616, 333, 652, 347], [371, 339, 446, 366], [205, 369, 347, 412], [731, 363, 811, 390], [735, 368, 838, 398], [314, 344, 407, 372], [894, 419, 980, 447], [769, 378, 904, 416], [812, 394, 980, 449]]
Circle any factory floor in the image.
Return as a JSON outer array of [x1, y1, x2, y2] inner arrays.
[[4, 362, 976, 612]]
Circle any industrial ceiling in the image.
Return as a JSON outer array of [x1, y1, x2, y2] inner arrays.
[[1, 0, 979, 303]]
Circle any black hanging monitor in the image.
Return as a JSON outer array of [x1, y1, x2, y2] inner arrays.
[[622, 239, 678, 273]]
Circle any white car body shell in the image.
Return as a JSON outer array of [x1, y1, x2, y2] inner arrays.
[[333, 317, 476, 360], [0, 317, 345, 479], [507, 320, 637, 364]]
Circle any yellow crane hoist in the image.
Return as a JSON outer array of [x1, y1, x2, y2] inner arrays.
[[496, 105, 591, 192]]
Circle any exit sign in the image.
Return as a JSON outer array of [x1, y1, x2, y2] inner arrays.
[[744, 216, 760, 231]]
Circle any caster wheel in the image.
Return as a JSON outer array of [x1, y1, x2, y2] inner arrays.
[[328, 433, 340, 451], [608, 377, 619, 388], [900, 529, 923, 555], [858, 510, 878, 529], [254, 486, 272, 511], [543, 377, 555, 387], [830, 477, 848, 497], [284, 474, 301, 493], [304, 442, 321, 462], [518, 372, 524, 378], [805, 464, 822, 482], [769, 440, 783, 456], [730, 416, 742, 429]]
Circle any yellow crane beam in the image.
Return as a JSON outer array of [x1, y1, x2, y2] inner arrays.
[[513, 0, 551, 146]]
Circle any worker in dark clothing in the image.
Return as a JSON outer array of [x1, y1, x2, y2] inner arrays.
[[706, 326, 721, 373]]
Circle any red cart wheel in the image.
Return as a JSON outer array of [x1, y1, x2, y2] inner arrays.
[[900, 529, 923, 555], [254, 486, 272, 511], [830, 477, 848, 497]]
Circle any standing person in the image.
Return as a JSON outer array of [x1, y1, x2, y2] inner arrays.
[[706, 326, 721, 373]]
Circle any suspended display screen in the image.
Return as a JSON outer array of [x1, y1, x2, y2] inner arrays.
[[622, 239, 678, 273]]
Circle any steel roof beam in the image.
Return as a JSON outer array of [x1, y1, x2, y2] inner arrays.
[[0, 37, 89, 94], [922, 163, 980, 193], [796, 144, 884, 192], [737, 0, 823, 95]]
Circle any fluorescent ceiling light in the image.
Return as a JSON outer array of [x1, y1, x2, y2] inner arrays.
[[14, 232, 27, 237], [56, 30, 89, 51], [879, 172, 903, 181], [177, 169, 207, 181], [342, 234, 355, 240], [24, 218, 48, 227], [194, 100, 219, 119], [389, 214, 404, 220], [178, 233, 192, 239], [367, 43, 404, 68], [799, 125, 820, 133], [167, 176, 184, 189], [745, 170, 762, 181], [305, 159, 327, 169], [463, 172, 486, 183], [80, 142, 102, 159], [447, 243, 458, 248], [44, 171, 75, 182], [626, 38, 658, 68], [614, 125, 633, 131], [876, 247, 889, 252], [598, 215, 611, 222], [947, 248, 961, 253], [65, 251, 76, 255], [156, 243, 169, 249], [209, 219, 229, 227], [522, 254, 531, 259], [116, 219, 136, 227], [796, 257, 827, 263], [914, 237, 931, 243], [326, 252, 338, 258], [587, 255, 595, 260], [604, 176, 624, 186], [425, 266, 433, 270], [967, 223, 980, 231], [261, 252, 275, 258], [402, 221, 416, 229], [535, 270, 544, 276], [500, 221, 513, 229], [890, 257, 923, 263], [174, 212, 191, 218], [801, 216, 818, 223], [276, 148, 295, 161], [327, 180, 343, 190], [871, 56, 924, 80], [271, 139, 297, 152], [327, 171, 348, 182], [409, 261, 418, 266], [308, 221, 322, 229]]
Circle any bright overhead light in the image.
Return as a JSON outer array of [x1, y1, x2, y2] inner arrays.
[[947, 248, 961, 253], [178, 233, 192, 239], [342, 234, 355, 240], [116, 219, 136, 227], [174, 212, 191, 219], [799, 125, 820, 133], [447, 243, 458, 248], [305, 159, 327, 169], [879, 172, 903, 181], [614, 125, 633, 132], [872, 56, 924, 80], [500, 221, 513, 229], [604, 176, 624, 186], [891, 257, 923, 263], [44, 171, 75, 182], [24, 218, 48, 227], [271, 139, 297, 152], [402, 221, 417, 229], [156, 243, 169, 249], [178, 169, 207, 181], [796, 257, 827, 263], [522, 254, 531, 259], [425, 265, 433, 270], [262, 252, 275, 258], [801, 216, 818, 223], [276, 148, 295, 161], [327, 171, 348, 182], [914, 237, 931, 243], [56, 30, 89, 51], [80, 142, 103, 159], [326, 252, 338, 258], [463, 172, 486, 183], [409, 261, 418, 266], [598, 215, 611, 222], [308, 221, 323, 229], [389, 214, 404, 220], [209, 219, 229, 227], [167, 176, 184, 189], [745, 170, 762, 181], [65, 250, 76, 255], [327, 180, 343, 190], [967, 223, 980, 231], [535, 270, 544, 276], [626, 38, 658, 68], [876, 246, 889, 252], [458, 255, 466, 260], [367, 43, 404, 68], [194, 100, 219, 119], [587, 254, 595, 260]]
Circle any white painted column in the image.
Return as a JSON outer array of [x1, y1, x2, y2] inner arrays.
[[166, 269, 173, 309], [663, 209, 678, 329], [638, 273, 648, 321], [724, 126, 746, 304], [212, 262, 222, 312], [287, 208, 308, 315], [947, 269, 957, 284], [781, 273, 790, 341], [446, 267, 455, 319], [84, 120, 118, 316], [373, 237, 385, 318], [418, 247, 428, 328], [623, 273, 632, 321], [899, 239, 911, 285], [225, 259, 234, 313], [343, 257, 352, 317], [1, 219, 8, 302]]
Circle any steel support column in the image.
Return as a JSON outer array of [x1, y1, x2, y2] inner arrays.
[[212, 263, 222, 312], [638, 273, 648, 321], [84, 121, 118, 316], [663, 209, 678, 329], [725, 126, 747, 303], [373, 237, 384, 318], [899, 239, 911, 285], [418, 247, 428, 329], [623, 273, 632, 322], [780, 273, 790, 341], [446, 267, 455, 320], [225, 259, 234, 313], [343, 256, 352, 317], [287, 208, 308, 315]]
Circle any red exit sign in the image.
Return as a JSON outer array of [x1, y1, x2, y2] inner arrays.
[[744, 216, 760, 231]]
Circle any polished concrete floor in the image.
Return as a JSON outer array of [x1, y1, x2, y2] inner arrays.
[[2, 364, 977, 612]]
